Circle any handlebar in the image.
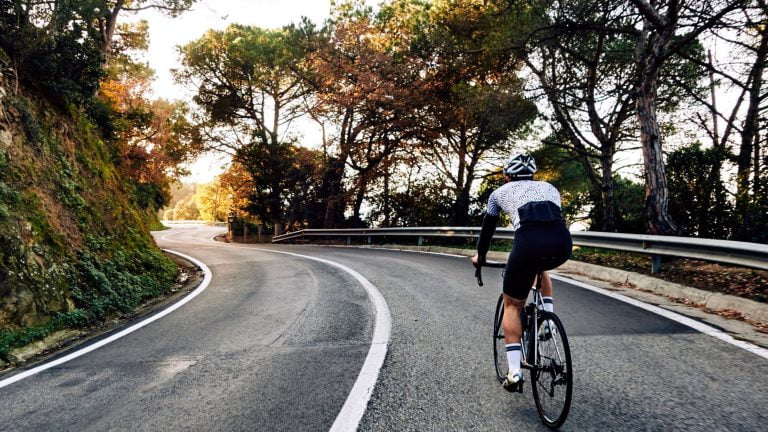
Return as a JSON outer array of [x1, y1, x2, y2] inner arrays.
[[474, 260, 506, 286]]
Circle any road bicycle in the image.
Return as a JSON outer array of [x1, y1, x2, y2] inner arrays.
[[476, 261, 573, 429]]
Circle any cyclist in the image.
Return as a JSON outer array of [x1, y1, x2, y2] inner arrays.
[[471, 153, 572, 391]]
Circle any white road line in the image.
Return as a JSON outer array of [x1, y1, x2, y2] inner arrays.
[[252, 249, 391, 432], [0, 249, 213, 389], [549, 274, 768, 360], [197, 235, 392, 432]]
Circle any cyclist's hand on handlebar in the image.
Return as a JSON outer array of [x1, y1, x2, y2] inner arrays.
[[471, 254, 484, 269]]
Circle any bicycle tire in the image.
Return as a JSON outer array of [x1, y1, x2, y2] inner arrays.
[[531, 311, 572, 429], [492, 294, 506, 382]]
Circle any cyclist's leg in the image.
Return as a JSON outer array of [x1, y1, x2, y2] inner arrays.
[[531, 222, 573, 313], [501, 224, 538, 385], [501, 293, 526, 387], [502, 294, 525, 345], [502, 250, 536, 381], [541, 271, 554, 313]]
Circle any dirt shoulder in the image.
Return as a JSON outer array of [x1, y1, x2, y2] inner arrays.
[[570, 248, 768, 303]]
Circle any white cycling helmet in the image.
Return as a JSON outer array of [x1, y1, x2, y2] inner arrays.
[[504, 153, 537, 178]]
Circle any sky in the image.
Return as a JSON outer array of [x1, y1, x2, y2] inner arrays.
[[135, 1, 341, 183]]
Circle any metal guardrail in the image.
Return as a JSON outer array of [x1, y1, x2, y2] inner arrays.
[[272, 227, 768, 272]]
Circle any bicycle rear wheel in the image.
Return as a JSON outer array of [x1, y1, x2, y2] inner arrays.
[[531, 311, 572, 429], [492, 294, 506, 382]]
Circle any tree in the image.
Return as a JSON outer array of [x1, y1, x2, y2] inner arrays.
[[305, 6, 428, 227], [170, 194, 200, 220], [94, 0, 198, 61], [589, 176, 646, 233], [515, 0, 638, 231], [670, 1, 768, 240], [177, 24, 311, 235], [219, 162, 254, 219], [530, 144, 592, 227], [194, 177, 232, 222], [629, 0, 743, 234], [99, 73, 203, 210], [514, 0, 708, 232], [0, 0, 105, 104], [282, 146, 327, 229], [400, 0, 537, 225]]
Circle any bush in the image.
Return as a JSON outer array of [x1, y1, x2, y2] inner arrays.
[[589, 177, 646, 233], [69, 244, 178, 322], [666, 144, 732, 238]]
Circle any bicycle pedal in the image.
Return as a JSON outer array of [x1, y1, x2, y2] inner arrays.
[[503, 377, 525, 393]]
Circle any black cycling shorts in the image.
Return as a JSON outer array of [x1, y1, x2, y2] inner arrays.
[[503, 222, 572, 299]]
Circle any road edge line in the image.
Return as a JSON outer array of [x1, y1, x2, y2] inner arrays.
[[209, 233, 392, 429], [292, 244, 768, 360], [241, 248, 391, 432], [0, 249, 213, 389], [548, 274, 768, 360]]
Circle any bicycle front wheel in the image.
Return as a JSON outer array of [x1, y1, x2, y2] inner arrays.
[[492, 294, 506, 382], [531, 311, 572, 429]]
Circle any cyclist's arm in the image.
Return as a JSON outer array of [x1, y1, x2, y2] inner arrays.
[[476, 191, 501, 263], [476, 212, 498, 262]]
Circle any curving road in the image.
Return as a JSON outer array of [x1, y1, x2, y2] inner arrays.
[[1, 225, 766, 431]]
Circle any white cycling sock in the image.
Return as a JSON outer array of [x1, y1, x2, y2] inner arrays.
[[543, 296, 554, 313], [506, 343, 521, 372]]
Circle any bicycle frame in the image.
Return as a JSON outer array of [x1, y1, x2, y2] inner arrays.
[[476, 263, 552, 373], [520, 272, 545, 371]]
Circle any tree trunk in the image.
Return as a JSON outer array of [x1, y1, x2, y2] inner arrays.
[[352, 174, 368, 225], [451, 130, 470, 226], [323, 157, 346, 228], [269, 182, 283, 236], [383, 164, 391, 227], [100, 0, 125, 61], [754, 128, 761, 196], [637, 79, 677, 235], [634, 15, 678, 236], [324, 111, 354, 228], [451, 182, 471, 226], [735, 27, 768, 222], [600, 154, 617, 231], [708, 50, 720, 147]]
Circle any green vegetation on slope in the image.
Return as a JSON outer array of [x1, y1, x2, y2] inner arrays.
[[0, 87, 178, 362]]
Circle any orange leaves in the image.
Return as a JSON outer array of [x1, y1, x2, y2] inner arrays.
[[219, 162, 253, 216], [98, 75, 202, 200]]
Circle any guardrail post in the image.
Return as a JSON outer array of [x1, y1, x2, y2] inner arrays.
[[367, 236, 371, 245], [347, 236, 351, 245], [651, 255, 662, 274], [418, 236, 423, 246]]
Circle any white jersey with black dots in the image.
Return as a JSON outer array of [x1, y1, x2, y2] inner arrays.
[[486, 180, 562, 231]]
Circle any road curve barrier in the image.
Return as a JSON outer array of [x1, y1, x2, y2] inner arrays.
[[272, 227, 768, 273]]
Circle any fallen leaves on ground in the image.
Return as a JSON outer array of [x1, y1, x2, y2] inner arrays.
[[572, 249, 768, 303]]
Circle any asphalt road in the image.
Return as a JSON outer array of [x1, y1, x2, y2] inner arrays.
[[1, 225, 766, 431]]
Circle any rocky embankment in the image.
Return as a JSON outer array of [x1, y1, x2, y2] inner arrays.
[[0, 63, 177, 362]]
